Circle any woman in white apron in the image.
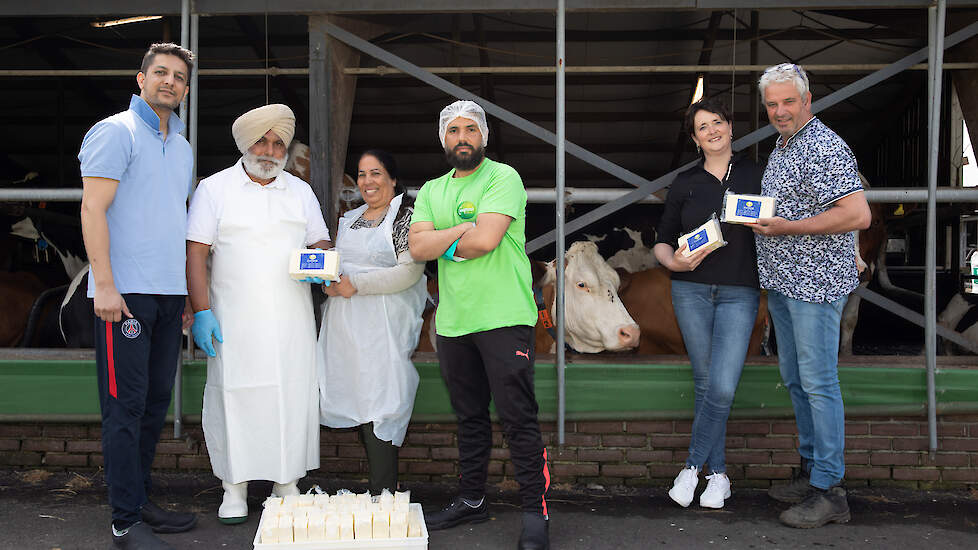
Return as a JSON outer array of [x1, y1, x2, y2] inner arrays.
[[318, 150, 427, 493]]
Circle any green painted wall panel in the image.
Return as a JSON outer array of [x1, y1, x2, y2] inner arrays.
[[1, 359, 975, 421]]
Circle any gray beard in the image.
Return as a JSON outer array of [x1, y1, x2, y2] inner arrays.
[[243, 152, 288, 180]]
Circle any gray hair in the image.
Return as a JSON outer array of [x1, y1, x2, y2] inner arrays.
[[758, 63, 810, 100]]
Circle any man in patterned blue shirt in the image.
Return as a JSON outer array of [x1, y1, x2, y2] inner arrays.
[[750, 63, 871, 529]]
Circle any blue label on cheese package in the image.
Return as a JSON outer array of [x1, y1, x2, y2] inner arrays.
[[687, 229, 708, 252], [735, 199, 761, 219], [300, 252, 325, 270]]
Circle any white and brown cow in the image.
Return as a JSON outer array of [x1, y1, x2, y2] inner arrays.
[[416, 241, 641, 354]]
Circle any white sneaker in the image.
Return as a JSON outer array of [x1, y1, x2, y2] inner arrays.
[[668, 465, 699, 507], [699, 472, 731, 509], [218, 481, 248, 524], [272, 480, 300, 497]]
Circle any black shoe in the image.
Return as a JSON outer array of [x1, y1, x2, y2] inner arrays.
[[425, 496, 490, 531], [518, 512, 549, 550], [768, 459, 812, 504], [111, 522, 174, 549], [779, 486, 850, 529], [140, 500, 197, 534]]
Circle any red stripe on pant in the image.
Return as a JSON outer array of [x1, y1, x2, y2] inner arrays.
[[541, 448, 551, 517], [105, 321, 117, 398]]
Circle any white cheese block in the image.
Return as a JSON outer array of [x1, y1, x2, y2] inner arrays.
[[308, 512, 326, 541], [282, 495, 300, 509], [297, 494, 316, 507], [379, 489, 395, 511], [261, 512, 279, 543], [407, 509, 423, 538], [678, 217, 725, 257], [313, 493, 330, 507], [354, 510, 373, 540], [288, 249, 340, 281], [339, 513, 354, 541], [276, 514, 294, 543], [324, 513, 341, 541], [390, 511, 408, 538], [293, 516, 309, 542], [372, 510, 390, 539], [722, 193, 776, 224], [393, 490, 411, 507]]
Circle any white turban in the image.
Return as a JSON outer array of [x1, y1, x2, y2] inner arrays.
[[438, 100, 489, 148], [232, 104, 295, 154]]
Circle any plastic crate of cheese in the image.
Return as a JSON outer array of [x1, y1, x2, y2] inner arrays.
[[253, 489, 428, 550]]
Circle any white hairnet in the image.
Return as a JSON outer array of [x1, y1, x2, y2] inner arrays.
[[438, 100, 489, 148]]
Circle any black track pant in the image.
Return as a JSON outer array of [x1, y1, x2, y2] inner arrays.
[[94, 294, 184, 528], [436, 325, 551, 516]]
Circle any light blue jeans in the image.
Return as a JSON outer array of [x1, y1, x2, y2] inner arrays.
[[766, 290, 847, 490], [671, 280, 760, 474]]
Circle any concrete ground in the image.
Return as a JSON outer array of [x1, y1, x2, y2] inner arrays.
[[1, 470, 976, 550]]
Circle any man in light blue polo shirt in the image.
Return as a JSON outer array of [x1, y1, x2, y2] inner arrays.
[[79, 42, 198, 550]]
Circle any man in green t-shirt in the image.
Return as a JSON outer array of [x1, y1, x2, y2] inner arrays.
[[409, 100, 549, 550]]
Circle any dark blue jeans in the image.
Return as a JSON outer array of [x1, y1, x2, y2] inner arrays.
[[671, 280, 759, 474], [766, 290, 847, 490]]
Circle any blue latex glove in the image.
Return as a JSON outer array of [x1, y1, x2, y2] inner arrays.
[[299, 277, 325, 284], [191, 309, 223, 357], [441, 239, 460, 261]]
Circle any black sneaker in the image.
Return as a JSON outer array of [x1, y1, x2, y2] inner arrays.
[[425, 496, 490, 531], [518, 512, 549, 550], [779, 486, 850, 529], [111, 522, 174, 549], [140, 500, 197, 534]]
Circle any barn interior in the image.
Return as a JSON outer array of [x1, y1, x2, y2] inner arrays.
[[3, 2, 978, 354]]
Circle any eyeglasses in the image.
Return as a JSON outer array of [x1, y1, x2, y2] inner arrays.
[[764, 63, 807, 84]]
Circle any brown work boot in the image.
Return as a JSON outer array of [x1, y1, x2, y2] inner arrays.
[[768, 458, 812, 504], [779, 486, 850, 529]]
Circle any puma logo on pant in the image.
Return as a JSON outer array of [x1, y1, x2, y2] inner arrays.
[[515, 349, 530, 360]]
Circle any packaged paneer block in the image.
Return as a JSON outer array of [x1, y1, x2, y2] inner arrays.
[[408, 508, 423, 538], [678, 214, 726, 257], [308, 512, 326, 541], [354, 510, 372, 540], [261, 511, 278, 543], [339, 513, 354, 540], [288, 249, 339, 281], [324, 513, 341, 541], [390, 510, 409, 538], [293, 515, 309, 542], [721, 193, 776, 224], [372, 510, 390, 539]]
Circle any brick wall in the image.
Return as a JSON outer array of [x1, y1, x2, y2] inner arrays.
[[3, 416, 977, 489]]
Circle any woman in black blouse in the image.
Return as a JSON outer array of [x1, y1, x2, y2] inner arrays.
[[654, 98, 762, 510]]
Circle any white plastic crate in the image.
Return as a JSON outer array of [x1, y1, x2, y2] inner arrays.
[[253, 502, 428, 550]]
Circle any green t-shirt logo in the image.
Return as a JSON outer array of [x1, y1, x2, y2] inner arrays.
[[457, 201, 476, 219]]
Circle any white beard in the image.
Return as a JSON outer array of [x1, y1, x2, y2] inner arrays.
[[242, 152, 288, 180]]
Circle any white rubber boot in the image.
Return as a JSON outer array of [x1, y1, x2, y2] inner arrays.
[[271, 480, 300, 497], [218, 481, 248, 525]]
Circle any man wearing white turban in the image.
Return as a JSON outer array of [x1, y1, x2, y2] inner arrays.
[[186, 104, 331, 524], [409, 100, 550, 550]]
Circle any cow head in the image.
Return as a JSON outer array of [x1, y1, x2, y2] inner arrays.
[[540, 241, 641, 353]]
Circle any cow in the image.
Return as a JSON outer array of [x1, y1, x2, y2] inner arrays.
[[416, 241, 641, 355], [585, 226, 659, 274], [0, 271, 46, 346], [937, 292, 978, 355], [615, 266, 769, 356], [533, 241, 641, 353], [839, 175, 888, 355]]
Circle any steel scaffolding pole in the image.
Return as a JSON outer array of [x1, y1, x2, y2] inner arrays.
[[174, 0, 191, 440], [556, 0, 567, 446], [925, 0, 947, 454]]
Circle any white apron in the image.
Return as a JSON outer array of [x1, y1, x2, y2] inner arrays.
[[202, 178, 320, 484], [317, 194, 426, 446]]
